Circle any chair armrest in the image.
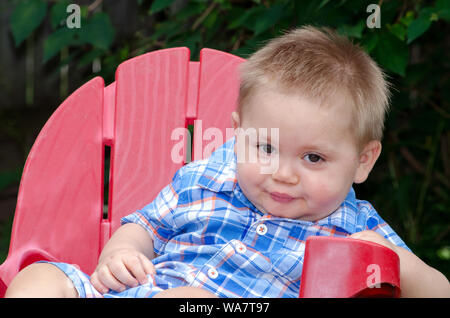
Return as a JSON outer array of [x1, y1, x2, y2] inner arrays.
[[299, 236, 401, 298]]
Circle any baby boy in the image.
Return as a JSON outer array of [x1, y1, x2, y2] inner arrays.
[[6, 26, 449, 298]]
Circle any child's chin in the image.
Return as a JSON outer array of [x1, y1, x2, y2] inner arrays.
[[267, 209, 303, 220]]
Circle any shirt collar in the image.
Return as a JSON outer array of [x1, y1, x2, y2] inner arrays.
[[315, 187, 358, 234], [196, 138, 262, 214], [197, 137, 358, 232], [197, 137, 238, 193]]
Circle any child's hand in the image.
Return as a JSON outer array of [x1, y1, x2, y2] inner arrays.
[[349, 230, 398, 253], [90, 248, 155, 294], [351, 230, 450, 297]]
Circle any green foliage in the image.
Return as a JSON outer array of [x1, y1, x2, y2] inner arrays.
[[43, 10, 115, 63], [150, 0, 177, 14], [0, 215, 13, 263], [0, 168, 22, 192], [7, 0, 450, 77], [10, 0, 115, 63], [10, 0, 47, 46], [5, 0, 450, 277]]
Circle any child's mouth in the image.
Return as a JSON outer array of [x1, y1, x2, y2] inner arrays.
[[270, 192, 295, 203]]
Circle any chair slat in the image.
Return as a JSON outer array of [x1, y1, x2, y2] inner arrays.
[[0, 77, 105, 286], [109, 48, 190, 233], [193, 49, 244, 161]]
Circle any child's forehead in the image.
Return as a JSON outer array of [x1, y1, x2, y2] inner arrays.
[[256, 77, 351, 102], [239, 84, 359, 147], [244, 82, 353, 117]]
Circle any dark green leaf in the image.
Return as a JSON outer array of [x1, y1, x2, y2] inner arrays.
[[440, 11, 450, 21], [373, 32, 409, 76], [407, 18, 431, 44], [253, 4, 285, 35], [388, 23, 407, 41], [77, 49, 105, 68], [151, 20, 184, 41], [203, 9, 219, 29], [50, 0, 71, 30], [296, 1, 323, 25], [436, 0, 450, 21], [149, 0, 176, 14], [175, 2, 206, 20], [317, 0, 331, 11], [399, 10, 415, 27], [43, 27, 78, 63], [361, 31, 378, 53], [377, 0, 402, 25], [79, 13, 115, 50], [436, 0, 450, 10], [231, 36, 263, 57], [10, 0, 47, 46], [227, 8, 254, 30], [407, 9, 433, 44], [337, 20, 364, 39]]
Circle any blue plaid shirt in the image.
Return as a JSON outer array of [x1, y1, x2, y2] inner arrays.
[[121, 137, 410, 298]]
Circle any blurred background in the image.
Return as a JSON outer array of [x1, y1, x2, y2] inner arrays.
[[0, 0, 449, 278]]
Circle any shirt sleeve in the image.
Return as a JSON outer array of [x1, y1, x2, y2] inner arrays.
[[120, 169, 182, 255], [357, 201, 412, 253]]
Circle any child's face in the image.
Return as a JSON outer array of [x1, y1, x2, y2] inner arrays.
[[232, 85, 380, 221]]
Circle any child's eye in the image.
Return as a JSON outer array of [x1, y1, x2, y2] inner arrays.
[[257, 143, 274, 154], [304, 153, 323, 163]]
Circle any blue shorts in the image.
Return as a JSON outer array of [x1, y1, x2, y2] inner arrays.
[[41, 262, 165, 298]]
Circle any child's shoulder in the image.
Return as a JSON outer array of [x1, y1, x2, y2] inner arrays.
[[172, 159, 210, 187], [353, 197, 388, 230], [354, 198, 377, 215], [171, 138, 237, 192], [353, 195, 410, 251], [341, 188, 381, 220]]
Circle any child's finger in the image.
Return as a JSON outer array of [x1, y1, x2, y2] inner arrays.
[[139, 254, 155, 275], [349, 231, 396, 251], [109, 260, 139, 288], [96, 265, 127, 292], [123, 256, 149, 285], [138, 254, 155, 284], [90, 272, 109, 294]]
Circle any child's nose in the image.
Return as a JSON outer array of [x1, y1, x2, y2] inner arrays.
[[271, 161, 299, 184]]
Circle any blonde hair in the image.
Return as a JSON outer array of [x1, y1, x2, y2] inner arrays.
[[238, 26, 391, 148]]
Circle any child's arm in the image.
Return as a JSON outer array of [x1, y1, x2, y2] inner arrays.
[[90, 223, 156, 294], [350, 231, 450, 297], [394, 245, 450, 297]]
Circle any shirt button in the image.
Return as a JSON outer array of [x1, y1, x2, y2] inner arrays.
[[256, 224, 268, 235], [235, 243, 247, 254], [207, 267, 218, 279]]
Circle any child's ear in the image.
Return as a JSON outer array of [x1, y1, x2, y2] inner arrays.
[[231, 111, 240, 131], [354, 140, 382, 184]]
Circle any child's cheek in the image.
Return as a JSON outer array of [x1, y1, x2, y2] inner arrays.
[[305, 177, 341, 211], [236, 161, 262, 187]]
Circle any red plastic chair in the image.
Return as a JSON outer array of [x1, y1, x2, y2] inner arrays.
[[0, 47, 244, 296], [299, 236, 401, 297], [0, 47, 400, 298]]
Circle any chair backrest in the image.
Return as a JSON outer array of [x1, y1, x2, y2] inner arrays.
[[0, 48, 245, 291]]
